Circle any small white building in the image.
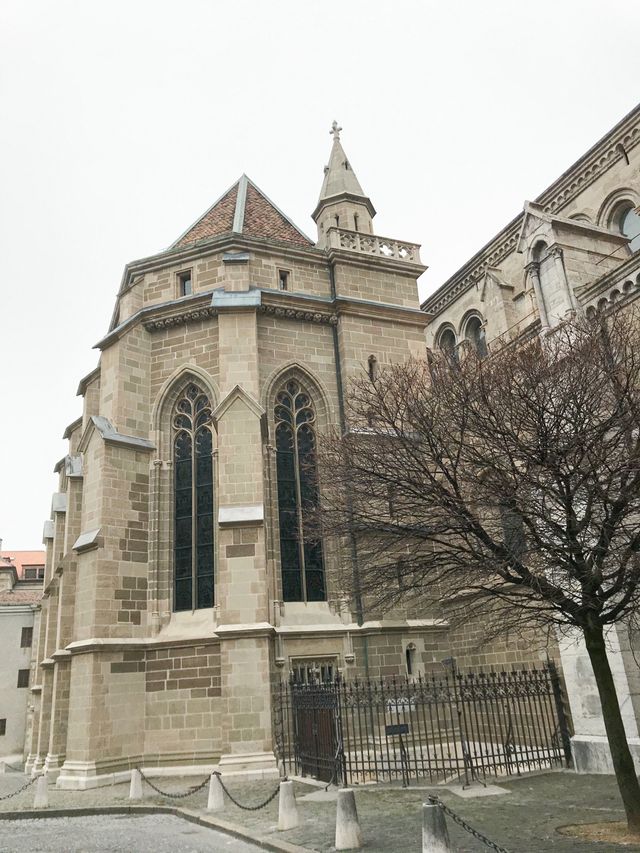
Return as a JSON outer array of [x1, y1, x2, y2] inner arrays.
[[0, 551, 43, 764]]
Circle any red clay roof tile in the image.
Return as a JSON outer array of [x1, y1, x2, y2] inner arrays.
[[242, 184, 311, 247], [173, 177, 312, 249], [175, 184, 238, 247]]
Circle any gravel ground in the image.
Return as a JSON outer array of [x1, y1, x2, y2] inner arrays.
[[1, 768, 639, 852]]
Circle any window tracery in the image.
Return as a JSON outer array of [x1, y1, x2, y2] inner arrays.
[[173, 383, 214, 611], [275, 379, 326, 602]]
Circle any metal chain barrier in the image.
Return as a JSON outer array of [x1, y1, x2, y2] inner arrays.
[[137, 768, 210, 800], [3, 762, 26, 773], [0, 775, 38, 802], [428, 796, 510, 853], [212, 771, 281, 811]]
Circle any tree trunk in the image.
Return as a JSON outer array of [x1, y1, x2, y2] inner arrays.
[[584, 623, 640, 833]]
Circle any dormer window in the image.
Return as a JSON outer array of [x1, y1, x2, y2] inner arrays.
[[278, 270, 290, 291], [178, 270, 192, 297]]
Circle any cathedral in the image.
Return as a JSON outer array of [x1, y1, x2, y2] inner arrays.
[[28, 106, 640, 786]]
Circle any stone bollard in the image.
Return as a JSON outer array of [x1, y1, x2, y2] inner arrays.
[[277, 780, 299, 830], [207, 772, 225, 812], [33, 774, 48, 809], [129, 768, 143, 801], [422, 801, 452, 853], [335, 788, 362, 850]]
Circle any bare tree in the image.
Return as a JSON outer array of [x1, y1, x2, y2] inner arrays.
[[317, 310, 640, 832]]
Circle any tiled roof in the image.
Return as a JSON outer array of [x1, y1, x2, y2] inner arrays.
[[172, 176, 312, 249], [0, 587, 42, 605], [242, 183, 312, 247], [174, 184, 238, 248]]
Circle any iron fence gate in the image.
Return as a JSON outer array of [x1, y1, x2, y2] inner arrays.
[[273, 662, 571, 786]]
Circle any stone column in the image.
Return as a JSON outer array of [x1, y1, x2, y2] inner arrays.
[[25, 606, 44, 773], [34, 586, 57, 774], [45, 557, 77, 779], [148, 458, 164, 634], [212, 256, 277, 777], [525, 261, 550, 331], [548, 245, 580, 314], [45, 656, 71, 779]]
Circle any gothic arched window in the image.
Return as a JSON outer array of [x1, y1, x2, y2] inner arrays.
[[275, 379, 326, 602], [173, 383, 214, 611]]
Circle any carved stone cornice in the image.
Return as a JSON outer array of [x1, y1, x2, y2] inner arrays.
[[579, 253, 640, 309], [423, 105, 640, 318], [258, 303, 337, 325], [143, 305, 218, 332]]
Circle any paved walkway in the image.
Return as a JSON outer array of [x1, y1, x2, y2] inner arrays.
[[0, 813, 263, 853], [1, 768, 639, 851]]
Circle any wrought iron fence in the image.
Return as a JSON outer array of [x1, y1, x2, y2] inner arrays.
[[273, 662, 571, 787]]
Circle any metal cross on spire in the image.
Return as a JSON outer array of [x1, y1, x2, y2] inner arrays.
[[330, 120, 342, 141]]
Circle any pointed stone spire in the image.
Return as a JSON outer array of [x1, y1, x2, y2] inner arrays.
[[312, 121, 376, 247]]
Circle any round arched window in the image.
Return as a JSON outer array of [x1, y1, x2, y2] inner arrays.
[[438, 328, 457, 362], [532, 241, 548, 262], [619, 204, 640, 252], [465, 316, 488, 359]]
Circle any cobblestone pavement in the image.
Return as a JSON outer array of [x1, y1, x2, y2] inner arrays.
[[1, 769, 639, 852], [0, 813, 263, 852]]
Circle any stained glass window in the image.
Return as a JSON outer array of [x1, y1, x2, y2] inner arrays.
[[173, 383, 214, 611], [275, 379, 326, 602]]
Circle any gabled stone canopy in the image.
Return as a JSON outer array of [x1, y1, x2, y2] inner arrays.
[[172, 175, 312, 249]]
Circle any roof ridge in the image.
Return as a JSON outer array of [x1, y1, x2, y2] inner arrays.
[[169, 178, 242, 249], [242, 176, 313, 244], [170, 174, 313, 249], [232, 174, 249, 233]]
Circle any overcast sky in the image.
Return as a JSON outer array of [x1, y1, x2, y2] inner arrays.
[[0, 1, 638, 550]]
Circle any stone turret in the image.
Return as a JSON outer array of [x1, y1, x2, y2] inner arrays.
[[312, 121, 376, 247]]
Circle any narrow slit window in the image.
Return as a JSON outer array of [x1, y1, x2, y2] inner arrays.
[[278, 270, 289, 291], [178, 270, 193, 297], [20, 627, 33, 648], [406, 645, 416, 676], [17, 669, 29, 688]]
